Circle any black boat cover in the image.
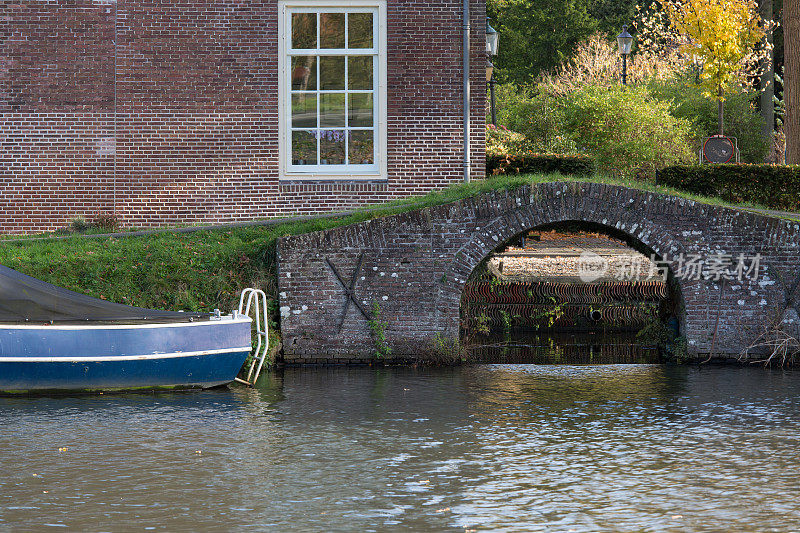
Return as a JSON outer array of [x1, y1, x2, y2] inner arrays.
[[0, 264, 209, 323]]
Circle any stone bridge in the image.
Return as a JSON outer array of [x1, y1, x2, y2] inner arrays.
[[277, 182, 800, 362]]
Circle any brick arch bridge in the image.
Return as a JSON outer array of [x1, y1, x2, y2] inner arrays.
[[277, 182, 800, 361]]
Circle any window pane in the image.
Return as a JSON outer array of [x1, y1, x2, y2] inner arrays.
[[348, 13, 373, 49], [292, 131, 317, 165], [349, 131, 374, 164], [348, 56, 373, 90], [320, 93, 345, 127], [292, 94, 317, 128], [319, 56, 345, 90], [320, 13, 345, 48], [291, 56, 317, 91], [348, 93, 373, 127], [291, 13, 316, 49], [320, 130, 345, 165]]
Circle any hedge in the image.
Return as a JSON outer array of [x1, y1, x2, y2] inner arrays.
[[657, 164, 800, 212], [487, 153, 596, 177]]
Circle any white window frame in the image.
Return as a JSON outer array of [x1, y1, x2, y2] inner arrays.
[[278, 0, 388, 181]]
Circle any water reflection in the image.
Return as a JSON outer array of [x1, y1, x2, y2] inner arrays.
[[1, 365, 799, 531], [465, 331, 663, 364]]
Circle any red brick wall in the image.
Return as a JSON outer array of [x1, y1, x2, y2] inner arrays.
[[1, 0, 486, 234]]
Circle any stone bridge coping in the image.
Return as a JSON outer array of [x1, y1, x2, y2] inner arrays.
[[279, 182, 800, 252]]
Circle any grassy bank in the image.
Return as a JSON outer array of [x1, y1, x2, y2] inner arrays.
[[1, 173, 795, 340]]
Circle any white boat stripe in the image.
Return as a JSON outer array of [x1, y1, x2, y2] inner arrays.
[[0, 347, 252, 363], [0, 317, 251, 330]]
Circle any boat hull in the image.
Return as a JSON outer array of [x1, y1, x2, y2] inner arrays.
[[0, 318, 252, 393]]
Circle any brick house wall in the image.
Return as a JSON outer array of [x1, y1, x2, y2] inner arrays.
[[1, 0, 486, 234]]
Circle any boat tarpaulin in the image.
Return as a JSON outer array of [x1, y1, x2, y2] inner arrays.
[[0, 264, 208, 323]]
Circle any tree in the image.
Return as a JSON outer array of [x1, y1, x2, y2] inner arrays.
[[760, 0, 774, 140], [586, 0, 638, 35], [785, 0, 800, 163], [667, 0, 764, 135], [488, 0, 598, 84]]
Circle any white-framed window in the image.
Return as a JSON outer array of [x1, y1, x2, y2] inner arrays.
[[278, 0, 387, 180]]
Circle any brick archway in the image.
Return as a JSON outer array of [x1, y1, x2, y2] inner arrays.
[[445, 218, 687, 343], [278, 182, 800, 362], [432, 202, 690, 339]]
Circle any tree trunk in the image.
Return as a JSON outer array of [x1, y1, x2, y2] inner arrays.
[[718, 85, 725, 136], [786, 0, 800, 164], [760, 0, 774, 142]]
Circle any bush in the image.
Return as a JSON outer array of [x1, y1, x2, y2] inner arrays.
[[657, 164, 800, 211], [486, 124, 530, 157], [538, 33, 686, 97], [649, 76, 769, 163], [491, 83, 579, 154], [562, 84, 695, 179], [487, 153, 596, 176]]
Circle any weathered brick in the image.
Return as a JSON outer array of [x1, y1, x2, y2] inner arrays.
[[277, 182, 800, 361], [2, 0, 486, 234]]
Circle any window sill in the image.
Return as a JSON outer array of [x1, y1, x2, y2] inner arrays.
[[279, 173, 387, 182]]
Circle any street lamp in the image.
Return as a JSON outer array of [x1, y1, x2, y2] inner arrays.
[[616, 25, 633, 86], [486, 19, 499, 124], [486, 19, 499, 56]]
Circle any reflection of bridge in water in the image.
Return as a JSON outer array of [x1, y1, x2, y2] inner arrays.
[[464, 331, 662, 364]]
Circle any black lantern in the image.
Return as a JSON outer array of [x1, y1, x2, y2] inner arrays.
[[486, 19, 499, 124], [616, 25, 633, 86], [486, 19, 499, 56]]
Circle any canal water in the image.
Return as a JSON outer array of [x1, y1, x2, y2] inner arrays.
[[2, 364, 800, 531]]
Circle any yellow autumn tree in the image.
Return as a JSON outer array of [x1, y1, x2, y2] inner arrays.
[[666, 0, 764, 135]]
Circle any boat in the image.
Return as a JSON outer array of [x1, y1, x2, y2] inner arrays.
[[0, 265, 268, 393]]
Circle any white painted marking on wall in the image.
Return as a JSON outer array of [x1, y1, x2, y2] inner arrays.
[[96, 136, 115, 155]]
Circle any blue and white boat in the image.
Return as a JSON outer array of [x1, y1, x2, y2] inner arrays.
[[0, 265, 268, 393]]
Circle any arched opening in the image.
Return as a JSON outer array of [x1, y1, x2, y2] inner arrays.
[[460, 221, 685, 363]]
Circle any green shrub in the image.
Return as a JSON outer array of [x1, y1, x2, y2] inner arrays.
[[487, 153, 596, 176], [657, 164, 800, 211], [486, 124, 530, 157], [649, 76, 769, 163], [492, 83, 579, 154], [562, 84, 695, 179]]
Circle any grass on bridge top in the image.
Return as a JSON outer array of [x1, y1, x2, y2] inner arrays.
[[0, 173, 794, 327]]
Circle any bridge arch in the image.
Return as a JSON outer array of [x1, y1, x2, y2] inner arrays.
[[438, 217, 688, 341], [277, 182, 800, 362], [451, 219, 687, 346]]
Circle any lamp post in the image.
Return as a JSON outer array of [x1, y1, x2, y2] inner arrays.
[[486, 59, 495, 125], [486, 19, 499, 124], [616, 25, 633, 86]]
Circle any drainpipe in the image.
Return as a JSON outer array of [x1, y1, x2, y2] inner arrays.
[[462, 0, 471, 182]]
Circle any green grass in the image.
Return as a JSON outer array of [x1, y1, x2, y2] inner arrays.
[[0, 172, 796, 336]]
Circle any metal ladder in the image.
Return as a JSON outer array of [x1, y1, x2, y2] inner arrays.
[[234, 288, 269, 386]]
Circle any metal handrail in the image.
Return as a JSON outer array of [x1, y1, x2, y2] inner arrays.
[[234, 288, 269, 386]]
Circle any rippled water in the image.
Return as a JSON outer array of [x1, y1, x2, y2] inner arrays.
[[2, 365, 800, 531]]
